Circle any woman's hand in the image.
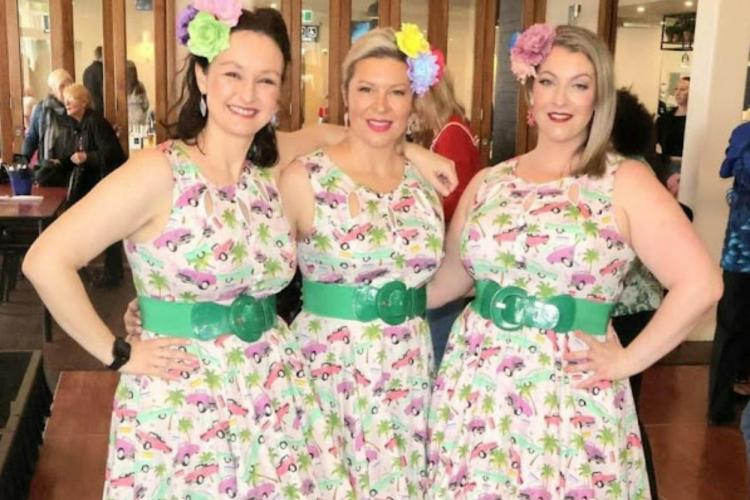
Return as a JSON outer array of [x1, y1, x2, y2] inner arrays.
[[563, 329, 633, 389], [123, 298, 143, 341], [403, 143, 458, 197], [71, 151, 87, 165], [120, 337, 198, 380]]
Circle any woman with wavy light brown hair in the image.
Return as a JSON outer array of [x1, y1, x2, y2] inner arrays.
[[425, 24, 720, 498]]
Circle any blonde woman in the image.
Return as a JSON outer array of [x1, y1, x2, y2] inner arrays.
[[425, 24, 720, 497]]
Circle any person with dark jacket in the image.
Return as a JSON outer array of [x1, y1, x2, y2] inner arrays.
[[22, 69, 75, 166], [82, 46, 104, 113], [61, 83, 126, 287]]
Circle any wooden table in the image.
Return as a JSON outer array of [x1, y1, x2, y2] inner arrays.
[[0, 186, 67, 341]]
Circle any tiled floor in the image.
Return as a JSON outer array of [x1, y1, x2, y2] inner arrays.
[[1, 270, 749, 499]]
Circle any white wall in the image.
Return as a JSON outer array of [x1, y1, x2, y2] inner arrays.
[[545, 0, 600, 31], [680, 0, 750, 340], [614, 27, 661, 115]]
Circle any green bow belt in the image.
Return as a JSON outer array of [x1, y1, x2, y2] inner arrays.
[[138, 294, 277, 343], [302, 279, 426, 325], [470, 280, 613, 336]]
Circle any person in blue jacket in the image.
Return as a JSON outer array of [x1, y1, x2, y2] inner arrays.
[[708, 120, 750, 425]]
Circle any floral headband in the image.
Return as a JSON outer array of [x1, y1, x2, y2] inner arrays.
[[509, 23, 556, 84], [395, 23, 445, 96], [177, 0, 243, 62]]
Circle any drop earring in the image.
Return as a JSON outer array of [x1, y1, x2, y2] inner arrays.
[[344, 112, 349, 128], [199, 94, 207, 117]]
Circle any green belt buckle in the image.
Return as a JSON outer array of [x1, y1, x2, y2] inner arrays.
[[352, 281, 425, 325], [191, 295, 276, 342], [479, 282, 573, 331]]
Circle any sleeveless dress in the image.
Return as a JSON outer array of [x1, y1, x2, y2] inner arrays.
[[291, 149, 443, 498], [427, 155, 651, 499], [103, 141, 350, 499]]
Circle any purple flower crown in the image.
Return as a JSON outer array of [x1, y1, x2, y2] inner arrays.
[[509, 23, 556, 84]]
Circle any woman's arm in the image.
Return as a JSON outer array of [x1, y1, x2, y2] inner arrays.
[[402, 142, 458, 197], [565, 159, 723, 385], [427, 169, 486, 308], [276, 124, 347, 168], [278, 159, 316, 239], [23, 149, 195, 375]]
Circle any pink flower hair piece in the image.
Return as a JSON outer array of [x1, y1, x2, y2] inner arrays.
[[192, 0, 242, 27], [509, 23, 556, 83]]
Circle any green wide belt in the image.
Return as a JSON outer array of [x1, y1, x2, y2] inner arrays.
[[470, 280, 613, 336], [138, 294, 277, 343], [302, 279, 426, 325]]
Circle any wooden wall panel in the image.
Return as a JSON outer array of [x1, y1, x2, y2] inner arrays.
[[288, 0, 302, 130], [428, 0, 449, 57], [516, 0, 546, 155], [154, 0, 169, 142], [328, 0, 351, 125], [598, 0, 618, 53], [49, 0, 74, 76], [477, 0, 498, 165], [112, 0, 128, 155], [102, 0, 116, 125], [0, 1, 12, 163], [3, 0, 23, 159]]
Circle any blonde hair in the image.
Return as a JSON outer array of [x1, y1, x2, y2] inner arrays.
[[341, 28, 407, 95], [413, 70, 466, 147], [63, 83, 91, 109], [526, 25, 615, 177], [47, 69, 73, 94]]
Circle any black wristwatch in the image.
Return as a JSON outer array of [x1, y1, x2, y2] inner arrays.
[[107, 337, 132, 371]]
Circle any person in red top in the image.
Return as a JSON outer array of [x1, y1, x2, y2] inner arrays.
[[414, 71, 481, 368]]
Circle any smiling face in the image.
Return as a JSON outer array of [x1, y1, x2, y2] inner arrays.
[[345, 56, 413, 149], [530, 46, 597, 148], [674, 78, 689, 108], [195, 30, 283, 141], [64, 96, 86, 120]]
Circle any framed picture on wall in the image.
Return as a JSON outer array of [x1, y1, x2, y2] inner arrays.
[[661, 13, 696, 51]]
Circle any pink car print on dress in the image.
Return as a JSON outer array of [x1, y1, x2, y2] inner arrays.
[[384, 325, 411, 344], [373, 373, 391, 395], [327, 326, 351, 344], [537, 187, 563, 198], [592, 472, 616, 488], [577, 202, 592, 218], [319, 272, 344, 284], [307, 444, 322, 459], [510, 188, 532, 198], [479, 346, 503, 365], [136, 430, 173, 453], [219, 476, 237, 497], [589, 379, 611, 395], [494, 225, 525, 243], [392, 348, 420, 369], [263, 361, 286, 389], [406, 257, 438, 273], [584, 442, 605, 464], [110, 473, 134, 488], [244, 341, 271, 363], [470, 442, 498, 459], [115, 438, 135, 460], [467, 228, 482, 241], [211, 240, 234, 261], [199, 420, 229, 441], [216, 185, 236, 202], [354, 268, 388, 284], [251, 199, 274, 219], [626, 432, 642, 449], [564, 487, 596, 500], [614, 389, 626, 409], [544, 414, 562, 426], [253, 394, 272, 419], [354, 368, 371, 386], [546, 245, 575, 267], [185, 463, 219, 484], [525, 233, 550, 249], [570, 414, 596, 428], [530, 201, 569, 215], [273, 402, 290, 430], [301, 341, 326, 361], [392, 196, 416, 212], [570, 271, 595, 290], [185, 392, 217, 413], [337, 380, 354, 399], [449, 464, 469, 489], [310, 362, 342, 381], [405, 397, 424, 416], [334, 223, 372, 250], [154, 228, 193, 252], [383, 388, 409, 404], [520, 487, 551, 500], [599, 228, 625, 249], [498, 355, 525, 376], [174, 442, 200, 466], [506, 392, 533, 416], [276, 455, 298, 476], [315, 190, 346, 208], [599, 258, 628, 276], [175, 183, 207, 208], [468, 418, 486, 434], [114, 404, 136, 422], [398, 228, 419, 244], [247, 482, 275, 498], [226, 398, 249, 417], [177, 269, 216, 290]]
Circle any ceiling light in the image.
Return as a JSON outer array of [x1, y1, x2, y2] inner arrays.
[[637, 6, 645, 13], [685, 1, 694, 7]]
